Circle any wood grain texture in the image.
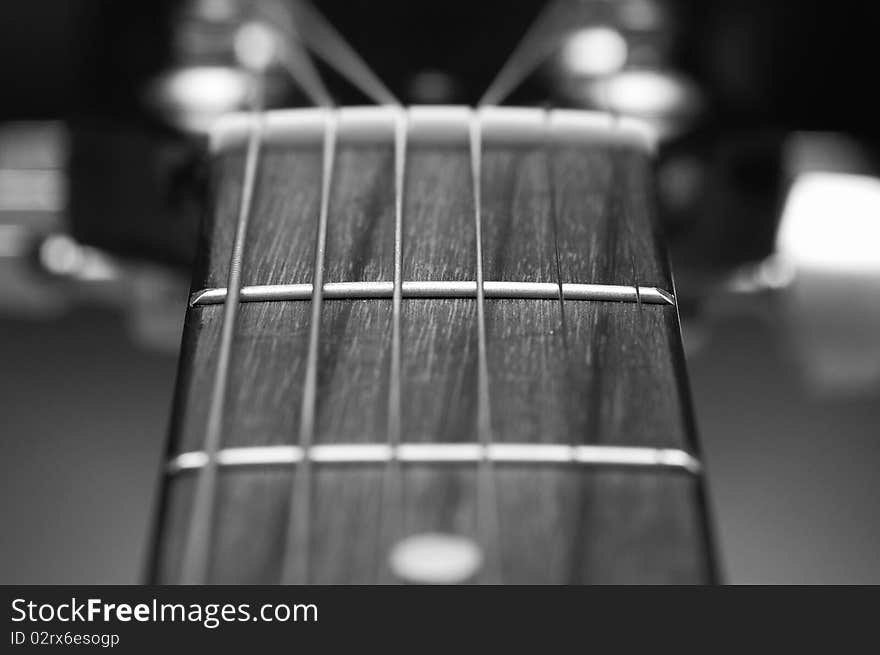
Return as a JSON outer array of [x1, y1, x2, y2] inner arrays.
[[400, 131, 479, 444], [552, 146, 670, 288], [155, 468, 708, 584], [153, 109, 713, 584]]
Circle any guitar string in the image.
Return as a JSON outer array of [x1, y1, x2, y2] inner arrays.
[[254, 0, 334, 107], [544, 107, 590, 583], [377, 107, 408, 583], [479, 0, 574, 107], [179, 86, 265, 585], [289, 0, 399, 106], [469, 112, 503, 584], [280, 109, 338, 584], [543, 108, 575, 446], [594, 46, 642, 309], [480, 0, 620, 108], [276, 33, 335, 107]]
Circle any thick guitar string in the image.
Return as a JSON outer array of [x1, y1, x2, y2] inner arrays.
[[280, 110, 338, 585], [469, 113, 503, 584], [180, 94, 265, 585]]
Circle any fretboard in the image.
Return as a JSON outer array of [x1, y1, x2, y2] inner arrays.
[[151, 106, 715, 584]]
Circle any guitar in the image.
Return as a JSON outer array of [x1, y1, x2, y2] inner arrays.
[[149, 1, 716, 585]]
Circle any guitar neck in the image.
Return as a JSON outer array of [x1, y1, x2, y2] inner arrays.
[[151, 106, 715, 584]]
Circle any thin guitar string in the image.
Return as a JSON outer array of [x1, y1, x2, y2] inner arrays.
[[289, 0, 399, 106], [469, 112, 503, 584], [280, 110, 338, 584], [254, 0, 334, 107], [276, 33, 335, 107], [593, 42, 642, 309], [253, 0, 397, 107], [377, 108, 408, 583], [480, 0, 621, 108], [479, 0, 573, 107], [542, 108, 576, 448], [179, 89, 265, 585], [543, 108, 592, 584]]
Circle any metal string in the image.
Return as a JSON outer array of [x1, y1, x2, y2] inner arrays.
[[377, 107, 408, 582], [479, 0, 574, 107], [469, 112, 503, 584], [180, 90, 265, 585], [607, 109, 643, 310], [480, 0, 616, 107], [280, 109, 338, 584], [253, 0, 334, 107], [276, 36, 335, 107], [543, 108, 575, 447], [289, 0, 399, 106]]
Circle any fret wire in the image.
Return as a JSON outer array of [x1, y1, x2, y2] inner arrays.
[[545, 105, 567, 314], [469, 111, 502, 584], [166, 443, 703, 476], [189, 281, 675, 306], [281, 110, 338, 585], [180, 106, 265, 585], [389, 108, 407, 452], [377, 107, 407, 583]]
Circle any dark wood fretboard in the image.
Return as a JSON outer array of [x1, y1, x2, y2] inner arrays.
[[151, 106, 715, 584]]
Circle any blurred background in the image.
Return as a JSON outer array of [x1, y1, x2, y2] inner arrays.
[[1, 0, 879, 583]]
